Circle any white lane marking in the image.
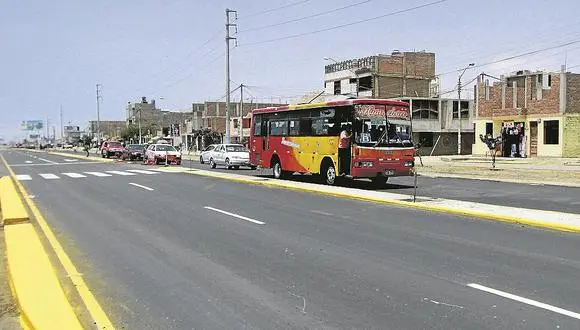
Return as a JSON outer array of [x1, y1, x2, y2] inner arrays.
[[467, 283, 580, 320], [39, 173, 60, 179], [25, 160, 33, 164], [204, 206, 265, 225], [10, 161, 97, 167], [125, 169, 157, 174], [84, 172, 112, 177], [62, 172, 87, 178], [15, 174, 32, 181], [128, 183, 154, 191], [37, 157, 58, 164], [64, 159, 78, 162], [105, 170, 136, 176]]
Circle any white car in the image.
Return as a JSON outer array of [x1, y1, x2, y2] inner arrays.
[[209, 144, 255, 170], [199, 144, 217, 164], [145, 144, 182, 165]]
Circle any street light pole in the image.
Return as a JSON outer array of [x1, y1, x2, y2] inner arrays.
[[457, 63, 475, 155]]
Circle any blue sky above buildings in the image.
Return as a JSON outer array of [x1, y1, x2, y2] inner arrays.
[[1, 0, 579, 140]]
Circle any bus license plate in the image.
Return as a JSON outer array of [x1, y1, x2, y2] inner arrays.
[[385, 169, 395, 176]]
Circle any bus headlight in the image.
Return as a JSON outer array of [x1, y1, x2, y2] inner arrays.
[[404, 160, 414, 167], [359, 161, 373, 167]]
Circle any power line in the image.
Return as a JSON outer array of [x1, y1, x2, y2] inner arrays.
[[243, 0, 447, 46], [437, 37, 580, 77], [238, 0, 311, 19], [240, 0, 372, 33]]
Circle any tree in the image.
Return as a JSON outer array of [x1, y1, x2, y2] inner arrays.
[[80, 135, 92, 146], [120, 124, 140, 142]]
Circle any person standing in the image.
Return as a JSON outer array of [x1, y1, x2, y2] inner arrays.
[[339, 124, 352, 175]]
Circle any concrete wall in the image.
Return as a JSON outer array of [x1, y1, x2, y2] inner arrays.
[[563, 114, 580, 157], [414, 132, 473, 156]]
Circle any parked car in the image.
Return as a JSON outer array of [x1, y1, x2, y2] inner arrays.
[[122, 144, 146, 161], [63, 143, 74, 149], [209, 144, 255, 170], [144, 144, 182, 165], [199, 144, 217, 164], [100, 141, 125, 158]]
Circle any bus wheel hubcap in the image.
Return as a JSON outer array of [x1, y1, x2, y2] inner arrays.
[[327, 167, 335, 183]]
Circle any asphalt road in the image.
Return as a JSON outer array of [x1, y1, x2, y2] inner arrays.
[[2, 149, 580, 329], [182, 158, 580, 214]]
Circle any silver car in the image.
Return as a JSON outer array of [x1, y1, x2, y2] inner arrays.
[[209, 144, 256, 170]]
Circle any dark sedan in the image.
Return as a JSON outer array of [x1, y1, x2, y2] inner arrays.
[[121, 144, 146, 161]]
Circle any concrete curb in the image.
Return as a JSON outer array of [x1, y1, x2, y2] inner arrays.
[[47, 151, 115, 163], [173, 168, 580, 233], [0, 154, 115, 329]]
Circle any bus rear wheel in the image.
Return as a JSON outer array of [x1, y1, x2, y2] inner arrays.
[[322, 162, 337, 185]]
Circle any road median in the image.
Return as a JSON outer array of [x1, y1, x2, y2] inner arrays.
[[170, 168, 580, 233], [0, 153, 114, 329], [0, 177, 29, 226]]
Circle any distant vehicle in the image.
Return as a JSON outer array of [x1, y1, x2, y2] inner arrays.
[[121, 144, 146, 161], [209, 144, 255, 170], [199, 144, 217, 164], [144, 144, 182, 165], [100, 141, 124, 158], [63, 143, 74, 149]]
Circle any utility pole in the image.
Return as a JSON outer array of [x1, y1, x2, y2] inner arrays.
[[239, 84, 244, 144], [60, 105, 64, 141], [96, 84, 102, 146], [225, 8, 237, 144], [457, 63, 475, 155]]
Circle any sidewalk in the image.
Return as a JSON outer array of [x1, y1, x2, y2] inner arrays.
[[415, 155, 580, 187]]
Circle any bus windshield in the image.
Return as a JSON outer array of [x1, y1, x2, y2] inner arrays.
[[353, 104, 412, 147]]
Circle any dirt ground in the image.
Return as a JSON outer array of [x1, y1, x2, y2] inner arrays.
[[0, 229, 21, 329]]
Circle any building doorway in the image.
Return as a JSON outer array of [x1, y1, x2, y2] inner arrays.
[[529, 121, 538, 157]]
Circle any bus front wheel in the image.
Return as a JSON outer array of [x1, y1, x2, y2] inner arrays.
[[272, 160, 283, 179]]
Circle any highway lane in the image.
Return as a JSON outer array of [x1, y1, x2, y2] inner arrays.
[[2, 149, 580, 329], [182, 158, 580, 214]]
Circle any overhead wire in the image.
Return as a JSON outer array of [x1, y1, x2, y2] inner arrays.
[[437, 37, 580, 77], [242, 0, 447, 46], [240, 0, 372, 33], [238, 0, 311, 19]]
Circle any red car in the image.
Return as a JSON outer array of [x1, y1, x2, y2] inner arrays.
[[100, 141, 125, 158]]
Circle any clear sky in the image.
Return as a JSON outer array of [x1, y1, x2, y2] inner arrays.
[[1, 0, 579, 141]]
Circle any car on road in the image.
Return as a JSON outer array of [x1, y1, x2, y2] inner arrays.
[[63, 143, 74, 149], [121, 144, 146, 161], [199, 144, 217, 164], [100, 141, 125, 158], [208, 144, 255, 170], [145, 144, 182, 165]]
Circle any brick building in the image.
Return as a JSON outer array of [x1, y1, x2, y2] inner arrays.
[[473, 67, 580, 157], [324, 51, 436, 99]]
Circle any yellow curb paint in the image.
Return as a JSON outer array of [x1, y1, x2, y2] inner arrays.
[[183, 169, 580, 234], [5, 223, 84, 329], [0, 176, 29, 225], [0, 154, 116, 329], [48, 151, 115, 163]]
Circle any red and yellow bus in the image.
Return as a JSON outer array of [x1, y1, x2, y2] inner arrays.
[[249, 98, 415, 186]]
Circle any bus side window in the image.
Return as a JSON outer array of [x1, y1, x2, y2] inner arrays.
[[300, 118, 312, 136]]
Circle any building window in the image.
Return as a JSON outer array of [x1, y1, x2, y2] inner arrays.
[[358, 76, 372, 92], [233, 119, 239, 129], [418, 132, 434, 147], [485, 122, 493, 136], [452, 101, 469, 119], [412, 99, 439, 119], [333, 81, 341, 95], [543, 120, 559, 144]]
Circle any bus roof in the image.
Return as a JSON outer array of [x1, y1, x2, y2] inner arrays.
[[251, 98, 409, 115]]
